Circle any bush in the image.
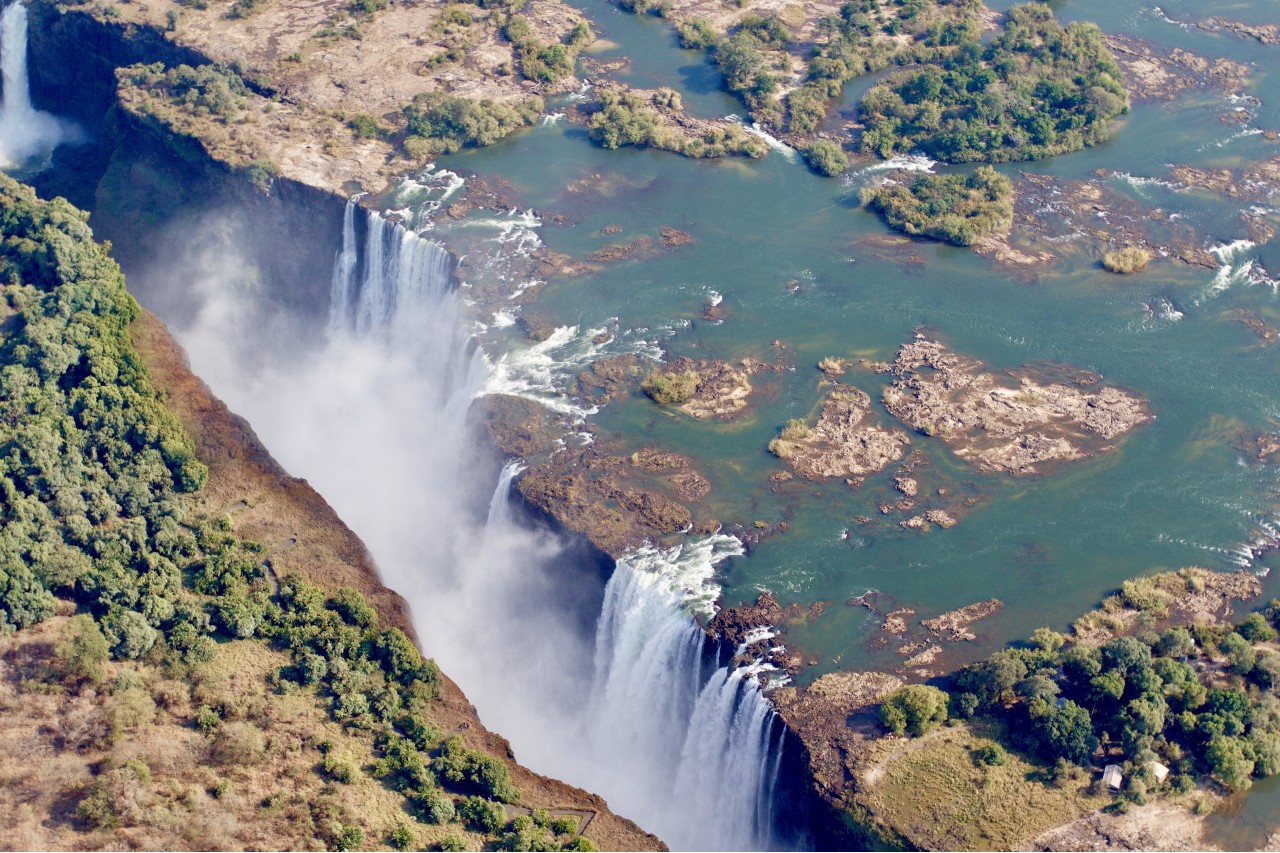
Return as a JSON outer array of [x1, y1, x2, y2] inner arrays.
[[438, 836, 468, 852], [863, 167, 1013, 246], [457, 796, 505, 833], [211, 721, 266, 766], [803, 140, 849, 176], [879, 684, 949, 736], [1102, 246, 1152, 274], [975, 743, 1007, 765], [334, 824, 364, 851], [389, 824, 415, 851], [677, 19, 717, 50], [55, 615, 110, 683], [322, 754, 359, 783], [641, 370, 698, 405], [1239, 613, 1277, 643]]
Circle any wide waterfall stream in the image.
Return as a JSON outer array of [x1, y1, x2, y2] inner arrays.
[[171, 198, 788, 851]]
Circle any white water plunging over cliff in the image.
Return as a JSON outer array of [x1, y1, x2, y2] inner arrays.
[[174, 198, 786, 851], [0, 2, 76, 172], [584, 537, 784, 851]]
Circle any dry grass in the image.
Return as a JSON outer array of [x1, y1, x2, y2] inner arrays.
[[856, 723, 1104, 850]]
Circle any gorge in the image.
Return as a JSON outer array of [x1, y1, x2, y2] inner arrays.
[[4, 0, 1280, 849]]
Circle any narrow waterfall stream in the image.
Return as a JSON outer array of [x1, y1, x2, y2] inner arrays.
[[0, 1, 76, 171], [172, 199, 788, 851]]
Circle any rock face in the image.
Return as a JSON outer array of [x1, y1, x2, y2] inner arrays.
[[133, 312, 666, 853], [770, 386, 911, 479], [473, 394, 717, 557], [878, 336, 1151, 475]]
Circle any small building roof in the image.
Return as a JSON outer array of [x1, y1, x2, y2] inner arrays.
[[1148, 760, 1170, 783], [1102, 764, 1124, 790]]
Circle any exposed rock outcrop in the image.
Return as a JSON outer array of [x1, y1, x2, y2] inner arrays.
[[878, 336, 1151, 475], [769, 386, 911, 480]]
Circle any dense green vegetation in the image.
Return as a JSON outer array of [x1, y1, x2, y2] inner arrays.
[[789, 0, 983, 134], [402, 92, 544, 157], [0, 177, 206, 636], [881, 569, 1280, 801], [859, 4, 1128, 162], [118, 62, 250, 123], [503, 15, 592, 83], [803, 139, 849, 176], [0, 176, 596, 851], [641, 369, 699, 405], [862, 166, 1014, 245], [587, 88, 769, 159]]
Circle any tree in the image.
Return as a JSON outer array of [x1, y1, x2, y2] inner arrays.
[[879, 684, 950, 736], [1028, 698, 1098, 765], [1205, 735, 1254, 791], [1220, 632, 1257, 676], [54, 614, 110, 683]]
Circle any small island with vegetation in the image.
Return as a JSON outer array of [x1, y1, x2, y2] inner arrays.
[[862, 166, 1014, 246]]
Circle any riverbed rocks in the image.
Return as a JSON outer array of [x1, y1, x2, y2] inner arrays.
[[644, 356, 771, 420], [1197, 16, 1280, 45], [921, 599, 1003, 642], [1105, 35, 1251, 101], [769, 386, 911, 480], [878, 336, 1151, 476]]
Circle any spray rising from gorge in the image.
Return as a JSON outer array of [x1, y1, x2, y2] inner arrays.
[[165, 191, 787, 851]]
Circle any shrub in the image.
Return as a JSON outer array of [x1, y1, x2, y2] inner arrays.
[[457, 796, 505, 833], [334, 824, 365, 851], [803, 140, 848, 177], [879, 684, 949, 736], [863, 167, 1013, 246], [347, 114, 382, 139], [1239, 613, 1277, 643], [416, 786, 456, 824], [438, 836, 468, 852], [322, 754, 359, 783], [211, 721, 266, 766], [641, 370, 698, 405], [975, 743, 1007, 765], [388, 824, 415, 851], [55, 615, 110, 683], [551, 816, 579, 834], [676, 19, 717, 49], [1102, 246, 1152, 274]]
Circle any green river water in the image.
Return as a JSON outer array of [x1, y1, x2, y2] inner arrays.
[[407, 0, 1280, 842]]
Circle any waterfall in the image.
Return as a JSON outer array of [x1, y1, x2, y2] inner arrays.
[[0, 1, 76, 173], [327, 201, 486, 413], [170, 195, 787, 851], [582, 536, 785, 851]]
